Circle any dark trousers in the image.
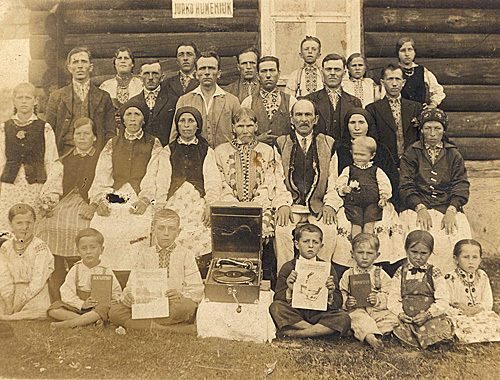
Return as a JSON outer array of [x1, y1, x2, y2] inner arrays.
[[48, 255, 80, 302]]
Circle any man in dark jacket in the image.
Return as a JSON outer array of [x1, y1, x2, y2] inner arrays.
[[306, 53, 362, 141]]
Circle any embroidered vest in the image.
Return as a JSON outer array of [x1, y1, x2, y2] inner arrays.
[[168, 139, 208, 198], [277, 133, 334, 214], [1, 119, 46, 184], [401, 65, 426, 104], [111, 133, 155, 194]]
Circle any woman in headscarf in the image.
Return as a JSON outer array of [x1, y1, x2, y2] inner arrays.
[[88, 98, 163, 287], [333, 108, 405, 278], [143, 106, 222, 259], [400, 108, 471, 274]]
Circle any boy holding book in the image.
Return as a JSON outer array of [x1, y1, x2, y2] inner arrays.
[[339, 233, 398, 349], [269, 223, 350, 338], [48, 228, 122, 328]]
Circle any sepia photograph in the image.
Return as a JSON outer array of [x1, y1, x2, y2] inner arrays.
[[0, 0, 499, 378]]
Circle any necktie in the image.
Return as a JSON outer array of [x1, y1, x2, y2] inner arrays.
[[158, 246, 173, 277], [180, 74, 190, 93], [146, 92, 156, 110], [302, 137, 308, 153], [389, 98, 405, 158]]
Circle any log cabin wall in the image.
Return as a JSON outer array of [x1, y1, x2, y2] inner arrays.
[[23, 0, 259, 113], [364, 0, 500, 160]]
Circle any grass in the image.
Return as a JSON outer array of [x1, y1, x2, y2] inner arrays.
[[1, 257, 500, 380]]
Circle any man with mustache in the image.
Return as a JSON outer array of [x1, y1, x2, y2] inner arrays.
[[129, 60, 177, 146], [46, 47, 116, 155], [224, 46, 260, 103], [241, 56, 297, 145], [169, 51, 240, 148], [306, 54, 362, 142], [273, 99, 342, 272]]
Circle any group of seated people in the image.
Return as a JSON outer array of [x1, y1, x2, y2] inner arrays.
[[0, 35, 496, 348]]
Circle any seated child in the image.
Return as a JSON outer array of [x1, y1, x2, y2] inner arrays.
[[269, 223, 350, 338], [108, 208, 204, 331], [0, 203, 54, 320], [388, 230, 453, 348], [339, 233, 398, 349], [445, 239, 500, 344], [336, 136, 392, 238], [284, 36, 323, 97], [48, 228, 122, 328]]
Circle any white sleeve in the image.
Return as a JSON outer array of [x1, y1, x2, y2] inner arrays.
[[88, 139, 114, 204], [139, 146, 172, 205], [271, 146, 293, 209], [323, 152, 343, 211], [387, 267, 404, 316], [284, 69, 301, 97], [424, 67, 445, 107], [376, 167, 392, 200], [335, 166, 350, 195], [60, 265, 85, 310], [202, 147, 222, 205]]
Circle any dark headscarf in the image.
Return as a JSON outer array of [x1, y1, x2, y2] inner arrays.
[[341, 107, 377, 144], [174, 106, 203, 135], [119, 98, 149, 127]]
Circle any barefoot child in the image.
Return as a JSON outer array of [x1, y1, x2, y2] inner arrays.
[[48, 228, 121, 328], [339, 233, 398, 349], [269, 223, 350, 338], [0, 204, 54, 320], [445, 239, 500, 343], [336, 136, 392, 238], [388, 230, 453, 348]]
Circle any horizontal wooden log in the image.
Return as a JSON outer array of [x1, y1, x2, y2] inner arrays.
[[366, 58, 500, 86], [365, 32, 500, 58], [441, 85, 500, 112], [364, 0, 500, 9], [61, 8, 258, 34], [451, 137, 500, 160], [22, 0, 258, 11], [30, 56, 240, 88], [365, 8, 500, 34], [447, 112, 500, 137], [63, 32, 259, 58]]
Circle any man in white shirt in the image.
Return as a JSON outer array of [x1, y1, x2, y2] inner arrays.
[[108, 208, 204, 330], [169, 51, 241, 148]]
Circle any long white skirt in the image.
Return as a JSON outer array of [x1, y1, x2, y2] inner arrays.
[[400, 209, 472, 274], [165, 182, 211, 258], [90, 183, 153, 271], [334, 202, 406, 267]]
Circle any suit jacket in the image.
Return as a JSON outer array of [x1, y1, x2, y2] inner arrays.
[[305, 88, 362, 141], [45, 83, 116, 154], [365, 97, 423, 166], [162, 73, 199, 101], [224, 79, 260, 103], [129, 87, 177, 146], [170, 87, 241, 148]]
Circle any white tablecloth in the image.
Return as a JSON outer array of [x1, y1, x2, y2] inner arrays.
[[197, 290, 276, 343]]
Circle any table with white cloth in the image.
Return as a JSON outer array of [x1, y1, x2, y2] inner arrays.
[[196, 290, 276, 343]]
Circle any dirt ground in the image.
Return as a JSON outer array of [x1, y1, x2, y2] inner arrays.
[[465, 160, 500, 257]]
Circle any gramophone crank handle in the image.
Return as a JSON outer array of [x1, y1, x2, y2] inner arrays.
[[227, 287, 242, 313]]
